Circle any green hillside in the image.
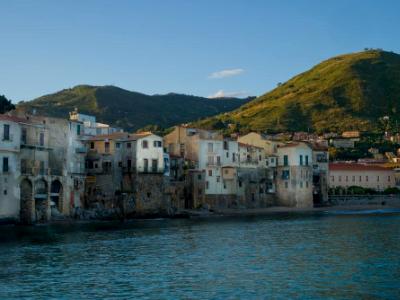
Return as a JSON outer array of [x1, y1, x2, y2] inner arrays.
[[194, 50, 400, 134], [17, 85, 252, 131]]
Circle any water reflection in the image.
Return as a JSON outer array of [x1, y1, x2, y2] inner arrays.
[[0, 212, 399, 299]]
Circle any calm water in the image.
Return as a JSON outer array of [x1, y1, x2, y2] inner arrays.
[[1, 211, 400, 299]]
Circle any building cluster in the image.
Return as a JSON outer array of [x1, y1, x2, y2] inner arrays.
[[1, 111, 399, 224]]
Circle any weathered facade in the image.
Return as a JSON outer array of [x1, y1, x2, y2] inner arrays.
[[276, 142, 314, 208]]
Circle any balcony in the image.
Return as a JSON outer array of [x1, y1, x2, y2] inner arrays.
[[206, 161, 221, 167]]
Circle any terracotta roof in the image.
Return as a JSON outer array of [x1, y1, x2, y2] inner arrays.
[[278, 142, 300, 148], [89, 132, 129, 141], [329, 163, 392, 171], [0, 114, 33, 124], [124, 132, 154, 141], [238, 142, 263, 149]]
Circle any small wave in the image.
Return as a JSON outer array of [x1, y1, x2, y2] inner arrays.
[[324, 208, 400, 215]]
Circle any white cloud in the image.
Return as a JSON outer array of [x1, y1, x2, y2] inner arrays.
[[208, 68, 244, 79], [208, 90, 248, 99]]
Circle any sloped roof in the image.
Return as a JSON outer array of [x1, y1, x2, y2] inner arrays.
[[88, 132, 129, 141], [329, 163, 392, 171], [0, 114, 33, 124]]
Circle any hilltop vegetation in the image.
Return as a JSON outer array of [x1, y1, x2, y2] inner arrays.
[[194, 50, 400, 134], [17, 85, 252, 132], [0, 95, 15, 114]]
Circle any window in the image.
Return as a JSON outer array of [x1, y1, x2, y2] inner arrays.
[[153, 141, 162, 148], [152, 159, 158, 172], [39, 132, 44, 146], [338, 176, 342, 182], [142, 140, 148, 148], [223, 181, 226, 189], [127, 142, 131, 149], [208, 143, 213, 152], [77, 124, 81, 135], [226, 152, 229, 158], [300, 181, 303, 188], [377, 176, 380, 182], [197, 174, 202, 180], [285, 181, 288, 188], [239, 180, 242, 187], [299, 155, 303, 166], [346, 176, 348, 182], [305, 155, 309, 166], [259, 155, 262, 161], [105, 142, 110, 153], [216, 176, 220, 183], [21, 128, 27, 144], [359, 176, 362, 182], [2, 157, 9, 173], [388, 176, 391, 182], [208, 156, 214, 165], [118, 161, 122, 167], [282, 170, 290, 180], [232, 153, 236, 162], [90, 142, 94, 149], [366, 176, 368, 182], [208, 169, 212, 176], [143, 159, 149, 172], [352, 176, 355, 182], [216, 156, 221, 165], [223, 141, 228, 150], [206, 181, 209, 189], [306, 181, 309, 188], [21, 159, 28, 173], [116, 142, 121, 149], [283, 155, 288, 166], [39, 161, 45, 175], [3, 124, 10, 141], [127, 159, 132, 170]]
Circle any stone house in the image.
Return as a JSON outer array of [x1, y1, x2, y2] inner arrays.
[[85, 132, 128, 207], [276, 142, 314, 208], [308, 142, 329, 205], [164, 127, 275, 209]]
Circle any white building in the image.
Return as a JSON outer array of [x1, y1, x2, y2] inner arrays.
[[69, 110, 122, 137], [0, 115, 23, 221], [122, 132, 165, 173], [276, 142, 314, 208]]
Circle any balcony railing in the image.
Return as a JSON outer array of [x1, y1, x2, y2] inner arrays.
[[20, 167, 64, 176]]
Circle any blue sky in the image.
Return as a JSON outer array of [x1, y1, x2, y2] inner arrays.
[[1, 0, 400, 102]]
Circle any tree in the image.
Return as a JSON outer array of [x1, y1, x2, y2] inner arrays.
[[0, 95, 15, 114]]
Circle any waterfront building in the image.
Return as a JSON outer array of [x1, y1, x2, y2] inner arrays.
[[276, 142, 314, 208], [329, 163, 395, 191], [164, 127, 275, 209], [0, 115, 24, 222]]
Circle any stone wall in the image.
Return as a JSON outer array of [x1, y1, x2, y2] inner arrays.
[[329, 195, 400, 206]]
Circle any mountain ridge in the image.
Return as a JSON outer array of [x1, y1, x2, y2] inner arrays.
[[193, 50, 400, 134], [17, 85, 253, 132]]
